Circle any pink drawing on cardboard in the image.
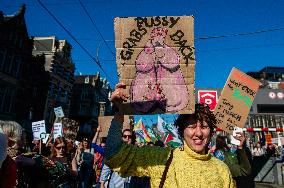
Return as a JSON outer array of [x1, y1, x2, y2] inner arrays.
[[130, 27, 189, 113]]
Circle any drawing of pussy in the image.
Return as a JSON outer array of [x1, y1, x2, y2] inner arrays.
[[130, 27, 189, 113]]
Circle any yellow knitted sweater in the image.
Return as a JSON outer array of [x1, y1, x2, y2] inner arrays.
[[105, 142, 235, 188]]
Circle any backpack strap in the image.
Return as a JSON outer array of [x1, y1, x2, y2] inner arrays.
[[107, 170, 114, 188], [159, 149, 174, 188]]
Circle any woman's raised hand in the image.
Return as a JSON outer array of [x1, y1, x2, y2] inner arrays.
[[110, 82, 129, 109]]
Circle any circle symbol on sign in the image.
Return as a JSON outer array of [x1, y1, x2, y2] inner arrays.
[[277, 92, 283, 99], [40, 132, 46, 139], [269, 92, 276, 99], [204, 98, 212, 105]]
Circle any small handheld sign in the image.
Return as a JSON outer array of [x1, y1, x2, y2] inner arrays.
[[214, 68, 260, 134], [32, 120, 46, 141], [54, 106, 65, 118], [53, 123, 63, 140]]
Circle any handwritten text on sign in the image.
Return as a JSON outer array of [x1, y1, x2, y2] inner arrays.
[[32, 120, 46, 140], [214, 68, 260, 134], [53, 123, 63, 140]]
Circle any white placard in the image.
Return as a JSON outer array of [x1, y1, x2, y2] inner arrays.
[[32, 120, 46, 141], [54, 106, 64, 117], [53, 123, 63, 140]]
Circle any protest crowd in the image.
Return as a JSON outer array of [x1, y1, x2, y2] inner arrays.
[[0, 83, 284, 188], [0, 13, 284, 188]]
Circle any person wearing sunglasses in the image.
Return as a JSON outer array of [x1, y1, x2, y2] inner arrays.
[[103, 83, 235, 188], [99, 129, 134, 188], [122, 129, 132, 144], [48, 137, 78, 187]]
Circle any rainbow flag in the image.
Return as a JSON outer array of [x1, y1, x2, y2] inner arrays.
[[134, 118, 151, 143]]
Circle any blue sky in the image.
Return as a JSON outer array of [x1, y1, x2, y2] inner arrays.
[[1, 0, 284, 89]]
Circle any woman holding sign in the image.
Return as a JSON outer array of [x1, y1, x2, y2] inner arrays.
[[104, 83, 235, 188]]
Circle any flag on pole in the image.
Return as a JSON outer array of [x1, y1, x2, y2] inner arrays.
[[134, 118, 151, 143], [135, 129, 146, 143], [157, 116, 167, 133], [145, 126, 158, 142], [158, 116, 183, 148]]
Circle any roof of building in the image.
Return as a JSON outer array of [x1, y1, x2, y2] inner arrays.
[[0, 4, 26, 22], [259, 66, 284, 74]]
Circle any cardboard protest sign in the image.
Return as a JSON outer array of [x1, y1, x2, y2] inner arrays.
[[54, 106, 64, 117], [115, 16, 195, 114], [198, 90, 218, 111], [53, 123, 63, 140], [99, 116, 132, 138], [32, 120, 46, 141], [214, 68, 261, 134]]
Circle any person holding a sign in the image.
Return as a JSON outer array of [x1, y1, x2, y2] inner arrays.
[[214, 135, 252, 188], [104, 83, 235, 188]]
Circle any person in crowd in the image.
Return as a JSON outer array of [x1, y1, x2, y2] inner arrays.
[[214, 135, 252, 188], [90, 125, 105, 185], [251, 142, 267, 178], [32, 139, 41, 153], [252, 142, 264, 157], [93, 141, 105, 185], [66, 138, 76, 156], [248, 142, 254, 153], [49, 137, 78, 187], [15, 136, 78, 188], [99, 129, 134, 188], [76, 137, 94, 188], [266, 143, 276, 158], [16, 137, 77, 188], [104, 83, 235, 188], [0, 127, 17, 188], [50, 137, 77, 169], [75, 141, 84, 181], [0, 120, 24, 158]]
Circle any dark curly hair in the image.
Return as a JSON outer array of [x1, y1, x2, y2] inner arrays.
[[175, 103, 217, 139]]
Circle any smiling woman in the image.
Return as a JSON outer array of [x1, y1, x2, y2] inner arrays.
[[104, 83, 236, 188], [175, 104, 216, 154]]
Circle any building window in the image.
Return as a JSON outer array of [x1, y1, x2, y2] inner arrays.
[[3, 88, 14, 113], [0, 50, 6, 70], [3, 54, 12, 73], [19, 38, 23, 49], [257, 104, 284, 114], [0, 86, 6, 112], [11, 56, 20, 77], [9, 32, 13, 42]]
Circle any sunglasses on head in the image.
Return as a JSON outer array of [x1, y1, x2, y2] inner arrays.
[[123, 135, 131, 139]]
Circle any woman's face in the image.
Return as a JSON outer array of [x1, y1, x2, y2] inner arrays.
[[54, 143, 66, 157], [183, 120, 211, 154]]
